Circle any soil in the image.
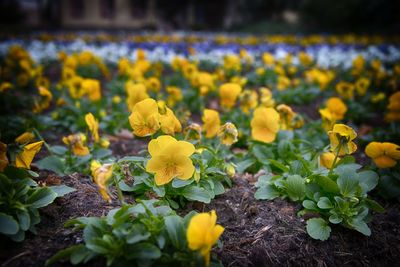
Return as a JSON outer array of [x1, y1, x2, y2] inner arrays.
[[1, 168, 399, 267]]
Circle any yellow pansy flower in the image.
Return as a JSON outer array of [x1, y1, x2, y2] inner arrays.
[[62, 133, 90, 156], [129, 98, 160, 137], [85, 113, 100, 142], [166, 86, 183, 107], [81, 79, 101, 101], [319, 108, 336, 131], [365, 142, 400, 168], [328, 124, 357, 156], [15, 141, 44, 169], [355, 77, 370, 96], [125, 82, 149, 111], [336, 81, 355, 99], [187, 210, 224, 267], [90, 160, 113, 202], [325, 97, 347, 120], [251, 107, 280, 143], [145, 135, 195, 185], [159, 106, 182, 136], [319, 152, 339, 169], [276, 104, 295, 130], [0, 142, 9, 172], [15, 132, 35, 144], [184, 123, 202, 141], [239, 90, 258, 114], [259, 87, 275, 107], [202, 109, 221, 138], [218, 122, 238, 146], [219, 83, 242, 110]]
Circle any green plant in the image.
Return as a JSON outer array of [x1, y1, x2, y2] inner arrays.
[[0, 166, 75, 241], [46, 200, 222, 267]]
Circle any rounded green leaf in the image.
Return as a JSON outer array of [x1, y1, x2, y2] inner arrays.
[[0, 213, 19, 235], [306, 218, 331, 241]]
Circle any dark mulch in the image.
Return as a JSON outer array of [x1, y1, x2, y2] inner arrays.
[[1, 171, 399, 267]]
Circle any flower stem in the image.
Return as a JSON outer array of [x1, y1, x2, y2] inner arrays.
[[113, 175, 125, 205], [329, 142, 342, 174]]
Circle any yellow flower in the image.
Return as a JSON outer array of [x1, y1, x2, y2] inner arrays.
[[15, 132, 35, 144], [355, 77, 370, 96], [336, 82, 355, 99], [194, 72, 214, 96], [259, 87, 275, 107], [239, 90, 258, 114], [328, 124, 357, 156], [81, 79, 101, 101], [146, 135, 195, 185], [187, 210, 224, 267], [262, 52, 274, 66], [277, 75, 290, 90], [15, 141, 44, 169], [276, 104, 295, 130], [385, 91, 400, 122], [0, 82, 13, 93], [125, 82, 149, 111], [184, 123, 202, 141], [159, 106, 182, 136], [370, 93, 385, 103], [99, 138, 110, 148], [90, 160, 113, 202], [251, 107, 280, 143], [202, 109, 221, 138], [223, 54, 241, 72], [319, 108, 336, 131], [62, 133, 90, 156], [365, 142, 400, 168], [146, 77, 161, 92], [218, 122, 238, 146], [219, 83, 242, 109], [166, 86, 183, 107], [325, 97, 347, 120], [0, 142, 9, 172], [129, 98, 160, 137], [298, 52, 313, 66], [33, 86, 53, 113], [112, 95, 121, 104], [319, 152, 339, 169], [85, 113, 100, 142]]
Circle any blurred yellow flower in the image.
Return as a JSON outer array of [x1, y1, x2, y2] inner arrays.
[[125, 82, 149, 111], [129, 98, 160, 137], [355, 77, 370, 96], [319, 108, 336, 131], [276, 104, 295, 130], [202, 109, 221, 138], [62, 133, 90, 156], [159, 106, 182, 136], [319, 152, 339, 169], [15, 141, 44, 169], [336, 81, 355, 99], [251, 107, 280, 143], [240, 90, 258, 114], [218, 122, 238, 146], [184, 123, 202, 141], [146, 135, 195, 185], [166, 86, 183, 107], [325, 97, 347, 120], [90, 160, 113, 202], [365, 142, 400, 168], [15, 132, 35, 144], [260, 87, 275, 107], [219, 83, 242, 109], [0, 142, 9, 172], [85, 113, 100, 142], [81, 78, 101, 101], [187, 210, 224, 267], [328, 124, 357, 156], [385, 91, 400, 122]]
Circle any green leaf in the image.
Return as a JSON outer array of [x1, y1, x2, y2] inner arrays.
[[236, 159, 255, 173], [127, 243, 161, 260], [357, 171, 378, 194], [118, 156, 146, 163], [302, 200, 317, 210], [337, 170, 359, 197], [27, 187, 57, 208], [306, 218, 331, 241], [182, 186, 211, 203], [126, 225, 151, 244], [255, 185, 280, 200], [0, 213, 19, 235], [17, 211, 30, 231], [50, 145, 68, 155], [314, 175, 340, 194], [348, 219, 371, 236], [365, 199, 385, 213], [50, 185, 76, 197], [45, 245, 86, 267], [317, 197, 333, 209], [164, 215, 185, 249], [36, 156, 66, 175], [268, 159, 289, 173], [92, 148, 112, 159], [172, 178, 193, 188], [284, 175, 306, 201], [329, 213, 343, 224]]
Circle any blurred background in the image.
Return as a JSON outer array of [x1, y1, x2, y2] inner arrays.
[[0, 0, 399, 33]]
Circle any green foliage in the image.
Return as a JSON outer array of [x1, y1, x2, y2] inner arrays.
[[0, 166, 75, 241], [46, 200, 221, 267]]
